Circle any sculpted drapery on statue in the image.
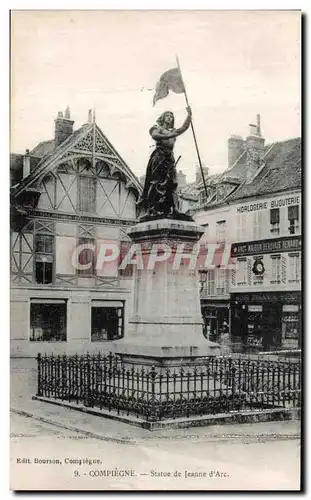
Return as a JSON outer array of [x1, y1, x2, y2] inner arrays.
[[137, 107, 193, 221]]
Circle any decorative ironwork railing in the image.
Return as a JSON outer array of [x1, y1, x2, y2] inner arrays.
[[36, 353, 301, 422]]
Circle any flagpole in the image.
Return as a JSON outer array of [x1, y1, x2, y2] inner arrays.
[[175, 56, 209, 199]]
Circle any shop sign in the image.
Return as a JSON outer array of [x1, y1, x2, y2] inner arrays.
[[232, 291, 301, 304], [231, 235, 301, 257], [236, 194, 300, 214], [283, 305, 299, 312], [248, 305, 263, 312]]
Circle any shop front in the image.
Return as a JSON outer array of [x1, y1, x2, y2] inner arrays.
[[231, 291, 301, 352], [201, 301, 230, 345]]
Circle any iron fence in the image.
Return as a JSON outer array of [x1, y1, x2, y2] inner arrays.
[[36, 352, 301, 422]]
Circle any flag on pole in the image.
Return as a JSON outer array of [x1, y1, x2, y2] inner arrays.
[[153, 67, 185, 106]]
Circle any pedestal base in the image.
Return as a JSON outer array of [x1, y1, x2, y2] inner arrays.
[[127, 218, 206, 343], [121, 217, 220, 361], [112, 338, 220, 362]]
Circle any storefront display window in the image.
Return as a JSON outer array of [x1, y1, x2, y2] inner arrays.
[[202, 306, 229, 343], [282, 305, 300, 349], [30, 300, 67, 341], [91, 301, 124, 341], [245, 305, 263, 349]]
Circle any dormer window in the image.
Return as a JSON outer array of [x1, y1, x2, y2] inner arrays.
[[200, 190, 207, 204], [216, 184, 226, 202]]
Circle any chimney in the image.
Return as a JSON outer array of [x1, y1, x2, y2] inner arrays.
[[23, 149, 30, 178], [54, 108, 74, 147], [196, 164, 209, 184], [246, 114, 265, 171], [228, 135, 245, 167], [176, 169, 187, 192]]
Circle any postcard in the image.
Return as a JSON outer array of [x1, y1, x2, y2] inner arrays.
[[10, 9, 301, 491]]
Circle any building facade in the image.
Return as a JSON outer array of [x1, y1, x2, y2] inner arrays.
[[191, 115, 301, 351], [229, 170, 301, 351], [194, 205, 232, 344], [10, 109, 141, 357]]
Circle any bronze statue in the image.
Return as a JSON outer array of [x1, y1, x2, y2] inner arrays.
[[137, 107, 193, 220]]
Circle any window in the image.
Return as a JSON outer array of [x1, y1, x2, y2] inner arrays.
[[237, 213, 250, 241], [253, 212, 262, 240], [216, 268, 230, 295], [270, 208, 280, 235], [207, 269, 215, 296], [236, 258, 247, 285], [200, 223, 209, 245], [91, 302, 124, 341], [282, 305, 300, 349], [35, 234, 54, 284], [288, 253, 301, 282], [78, 176, 96, 213], [77, 237, 95, 276], [30, 300, 67, 341], [270, 255, 281, 284], [216, 220, 226, 244], [288, 205, 299, 235]]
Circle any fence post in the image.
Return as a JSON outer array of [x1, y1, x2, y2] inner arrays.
[[149, 365, 157, 422], [84, 353, 93, 408], [36, 353, 42, 397]]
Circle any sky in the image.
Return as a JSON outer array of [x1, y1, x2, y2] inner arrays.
[[11, 10, 301, 182]]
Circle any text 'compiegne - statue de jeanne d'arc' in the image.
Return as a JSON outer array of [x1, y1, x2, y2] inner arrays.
[[137, 107, 194, 221]]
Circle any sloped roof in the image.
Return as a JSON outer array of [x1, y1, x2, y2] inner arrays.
[[196, 172, 221, 189], [11, 122, 142, 197], [228, 137, 301, 202], [30, 139, 55, 157], [180, 182, 200, 200], [10, 154, 23, 186]]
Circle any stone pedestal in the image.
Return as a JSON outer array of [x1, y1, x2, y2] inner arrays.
[[114, 218, 220, 359]]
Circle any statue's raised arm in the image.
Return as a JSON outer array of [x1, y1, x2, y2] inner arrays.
[[137, 108, 193, 221]]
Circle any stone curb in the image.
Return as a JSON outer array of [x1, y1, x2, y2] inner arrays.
[[11, 407, 300, 445], [32, 395, 301, 431]]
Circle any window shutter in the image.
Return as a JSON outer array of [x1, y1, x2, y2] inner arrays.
[[281, 255, 287, 284], [247, 258, 252, 285], [253, 212, 262, 239], [232, 268, 236, 286]]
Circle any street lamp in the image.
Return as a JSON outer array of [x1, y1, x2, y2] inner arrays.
[[198, 268, 207, 292]]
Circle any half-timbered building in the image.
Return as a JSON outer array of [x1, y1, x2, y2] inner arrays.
[[10, 109, 141, 357]]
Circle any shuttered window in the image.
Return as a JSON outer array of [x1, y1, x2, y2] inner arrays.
[[288, 253, 301, 282], [270, 255, 281, 284], [78, 176, 96, 213], [236, 258, 247, 285]]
